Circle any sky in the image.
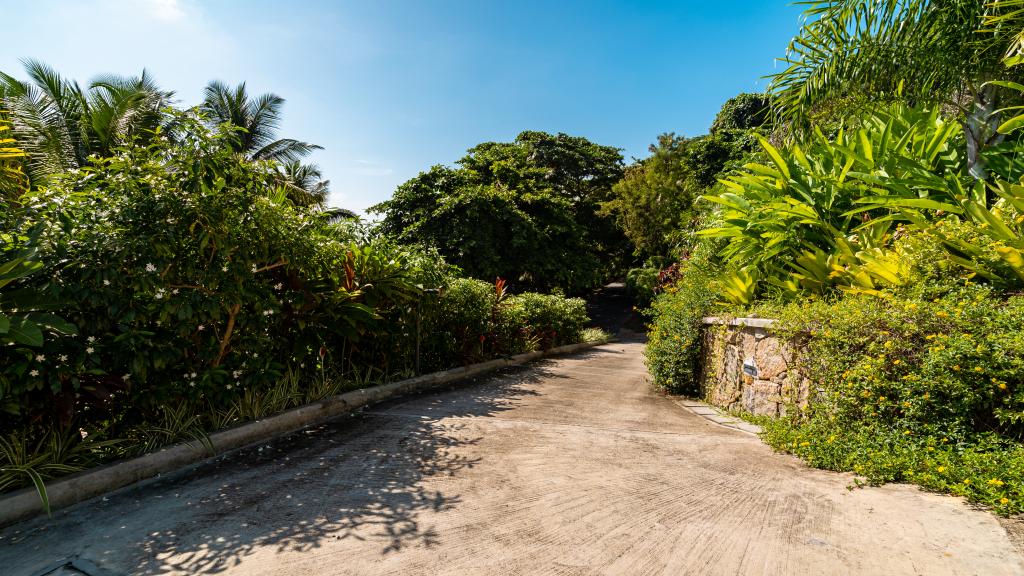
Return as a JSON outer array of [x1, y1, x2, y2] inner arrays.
[[3, 0, 805, 214]]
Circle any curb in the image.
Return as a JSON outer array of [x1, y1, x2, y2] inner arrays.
[[0, 339, 611, 528], [671, 397, 763, 436]]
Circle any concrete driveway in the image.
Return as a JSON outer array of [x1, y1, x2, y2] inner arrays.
[[2, 339, 1022, 575]]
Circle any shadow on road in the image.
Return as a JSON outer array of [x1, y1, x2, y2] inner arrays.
[[110, 367, 553, 574], [2, 284, 642, 575]]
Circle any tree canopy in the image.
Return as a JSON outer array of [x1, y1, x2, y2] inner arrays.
[[371, 131, 627, 292]]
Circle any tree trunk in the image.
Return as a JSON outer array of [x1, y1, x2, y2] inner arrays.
[[964, 84, 1003, 181]]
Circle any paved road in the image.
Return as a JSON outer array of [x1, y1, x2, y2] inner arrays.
[[2, 340, 1022, 575]]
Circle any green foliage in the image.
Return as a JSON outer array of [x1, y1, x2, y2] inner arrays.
[[701, 103, 968, 301], [0, 60, 172, 186], [753, 289, 1024, 514], [370, 131, 627, 292], [603, 121, 758, 261], [769, 1, 1024, 179], [0, 110, 595, 503], [644, 248, 719, 394], [625, 265, 660, 306], [421, 278, 589, 367], [710, 93, 771, 133]]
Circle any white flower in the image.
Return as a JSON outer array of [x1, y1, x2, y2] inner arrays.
[[122, 373, 131, 381], [251, 264, 258, 273], [222, 265, 229, 273], [87, 336, 96, 343], [79, 428, 88, 439], [145, 263, 157, 273], [189, 372, 197, 378], [197, 325, 205, 331], [155, 289, 166, 300], [103, 279, 111, 286], [226, 384, 233, 390], [232, 370, 242, 379], [59, 354, 68, 362], [35, 354, 45, 362], [274, 283, 283, 291], [29, 369, 39, 377], [86, 347, 95, 354], [172, 288, 179, 295]]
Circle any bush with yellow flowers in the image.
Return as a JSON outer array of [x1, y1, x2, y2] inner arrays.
[[752, 286, 1024, 514]]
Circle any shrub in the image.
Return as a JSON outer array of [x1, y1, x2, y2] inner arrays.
[[644, 248, 719, 394], [753, 288, 1024, 514], [422, 278, 591, 367], [501, 291, 588, 350]]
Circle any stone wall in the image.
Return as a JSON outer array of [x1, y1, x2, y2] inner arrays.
[[699, 317, 809, 417]]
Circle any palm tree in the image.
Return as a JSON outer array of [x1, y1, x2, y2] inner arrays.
[[0, 60, 172, 185], [200, 81, 321, 162], [769, 1, 1023, 178], [201, 81, 341, 208], [277, 160, 330, 208]]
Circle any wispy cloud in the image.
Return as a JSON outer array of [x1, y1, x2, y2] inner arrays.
[[351, 159, 394, 176], [145, 0, 186, 22]]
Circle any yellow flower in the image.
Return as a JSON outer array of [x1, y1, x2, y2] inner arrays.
[[937, 466, 946, 473], [936, 311, 949, 318], [963, 479, 971, 485], [923, 392, 930, 399], [1001, 498, 1010, 505], [926, 334, 936, 340], [952, 365, 961, 371], [999, 383, 1008, 390], [893, 359, 901, 365], [988, 479, 1005, 487], [878, 396, 887, 402], [799, 441, 810, 447], [926, 446, 934, 452], [903, 430, 912, 435], [974, 367, 983, 373], [908, 303, 918, 310], [884, 340, 894, 349]]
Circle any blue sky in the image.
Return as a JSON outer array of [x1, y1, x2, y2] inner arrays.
[[3, 0, 804, 213]]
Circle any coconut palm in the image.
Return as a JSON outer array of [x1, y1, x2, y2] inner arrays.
[[0, 60, 172, 185], [769, 0, 1024, 178], [277, 160, 330, 207], [200, 81, 321, 162]]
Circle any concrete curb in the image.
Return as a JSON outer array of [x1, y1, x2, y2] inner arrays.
[[671, 397, 763, 436], [0, 339, 611, 528]]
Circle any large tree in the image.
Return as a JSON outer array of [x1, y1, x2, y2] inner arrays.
[[371, 131, 626, 292], [603, 94, 767, 260]]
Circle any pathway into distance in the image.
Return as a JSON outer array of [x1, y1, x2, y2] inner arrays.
[[1, 287, 1022, 575]]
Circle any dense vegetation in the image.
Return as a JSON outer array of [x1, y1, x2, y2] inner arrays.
[[0, 65, 597, 508], [642, 1, 1024, 514], [6, 0, 1024, 520], [370, 131, 629, 292]]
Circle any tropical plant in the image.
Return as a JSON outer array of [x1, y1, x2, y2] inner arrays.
[[0, 116, 27, 197], [770, 0, 1024, 178], [700, 103, 968, 300], [201, 80, 320, 162], [278, 160, 330, 207], [0, 60, 172, 184]]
